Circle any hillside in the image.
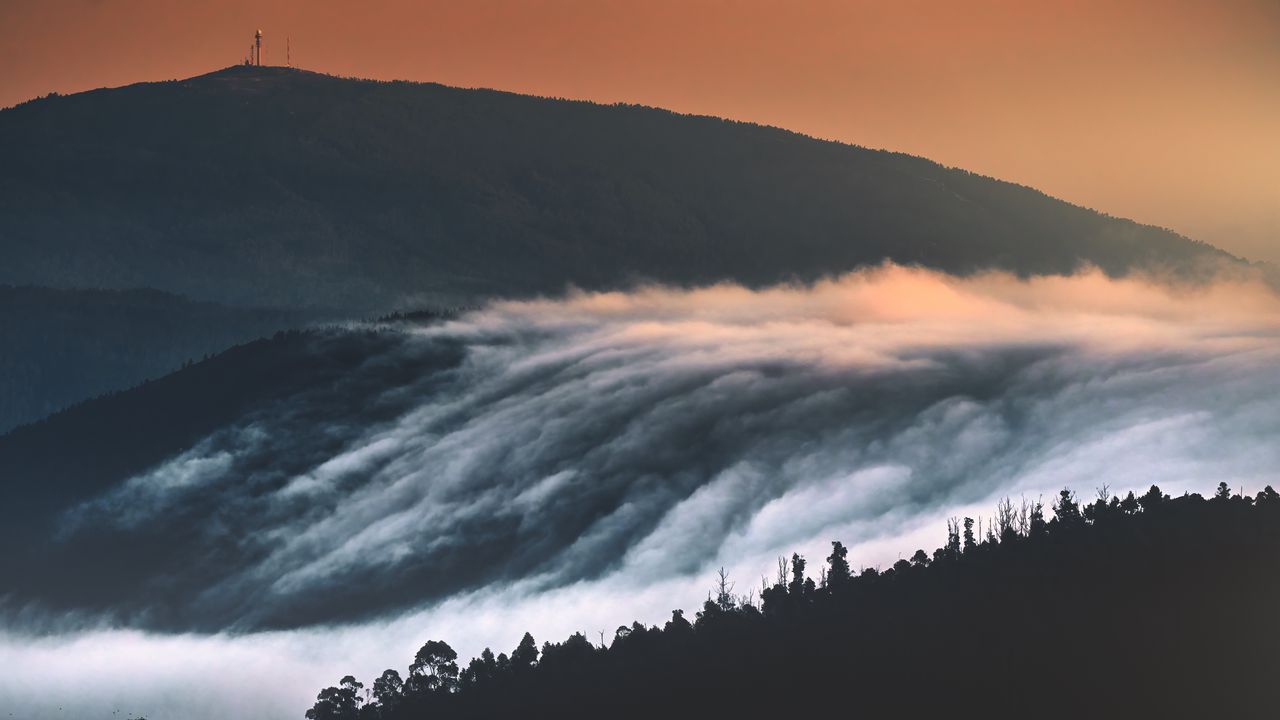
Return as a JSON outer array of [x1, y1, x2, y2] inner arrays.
[[0, 65, 1234, 311], [307, 485, 1280, 719], [0, 285, 317, 433], [0, 320, 468, 630]]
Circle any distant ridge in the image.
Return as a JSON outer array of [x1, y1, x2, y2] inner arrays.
[[0, 65, 1235, 310]]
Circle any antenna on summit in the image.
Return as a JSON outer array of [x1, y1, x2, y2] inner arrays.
[[255, 29, 263, 66], [287, 36, 291, 67]]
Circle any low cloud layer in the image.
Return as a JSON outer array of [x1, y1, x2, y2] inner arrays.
[[5, 265, 1280, 718]]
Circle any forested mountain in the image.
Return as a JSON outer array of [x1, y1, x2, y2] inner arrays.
[[0, 65, 1245, 432], [307, 484, 1280, 719], [0, 65, 1234, 311], [0, 285, 315, 433]]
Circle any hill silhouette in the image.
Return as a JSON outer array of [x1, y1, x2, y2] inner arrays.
[[306, 484, 1280, 719], [0, 285, 317, 433], [0, 65, 1234, 311]]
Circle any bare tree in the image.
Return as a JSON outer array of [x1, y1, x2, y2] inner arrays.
[[995, 497, 1017, 539], [715, 567, 736, 612], [1016, 497, 1032, 536]]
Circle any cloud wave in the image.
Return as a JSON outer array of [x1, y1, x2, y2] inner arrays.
[[5, 265, 1280, 718]]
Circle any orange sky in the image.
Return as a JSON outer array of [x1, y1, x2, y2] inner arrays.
[[2, 0, 1277, 263]]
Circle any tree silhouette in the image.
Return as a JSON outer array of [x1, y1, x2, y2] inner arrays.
[[371, 669, 403, 713], [407, 640, 458, 695], [1052, 488, 1083, 527], [1258, 486, 1280, 506], [510, 632, 539, 673], [945, 518, 962, 558], [305, 676, 363, 720], [1139, 484, 1166, 512], [1029, 499, 1047, 537], [826, 541, 851, 588]]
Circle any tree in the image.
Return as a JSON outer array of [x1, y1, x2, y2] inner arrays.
[[306, 676, 363, 720], [1052, 488, 1083, 527], [1029, 500, 1047, 538], [1139, 485, 1166, 512], [788, 553, 808, 597], [945, 518, 962, 558], [1084, 488, 1117, 525], [963, 517, 976, 552], [540, 632, 597, 671], [827, 541, 851, 588], [910, 549, 930, 567], [408, 640, 459, 694], [511, 632, 539, 672], [1119, 491, 1140, 515], [995, 497, 1018, 542], [714, 567, 736, 612], [462, 647, 499, 687], [1214, 481, 1232, 502], [371, 669, 403, 712], [664, 609, 694, 637]]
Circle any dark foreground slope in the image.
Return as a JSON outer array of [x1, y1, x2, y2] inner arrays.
[[0, 285, 316, 433], [311, 486, 1280, 719], [0, 66, 1232, 310]]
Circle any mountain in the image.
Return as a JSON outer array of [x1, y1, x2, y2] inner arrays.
[[0, 65, 1234, 311], [0, 285, 317, 433]]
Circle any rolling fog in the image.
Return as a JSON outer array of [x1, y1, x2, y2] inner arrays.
[[5, 265, 1280, 719]]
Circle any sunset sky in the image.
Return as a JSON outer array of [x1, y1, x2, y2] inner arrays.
[[2, 0, 1277, 262]]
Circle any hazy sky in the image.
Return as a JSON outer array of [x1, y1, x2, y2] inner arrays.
[[2, 0, 1277, 262]]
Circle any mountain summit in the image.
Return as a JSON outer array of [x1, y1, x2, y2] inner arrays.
[[0, 66, 1232, 309]]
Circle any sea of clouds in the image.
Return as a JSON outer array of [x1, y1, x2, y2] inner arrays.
[[4, 265, 1280, 719]]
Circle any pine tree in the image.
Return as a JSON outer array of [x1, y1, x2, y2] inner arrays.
[[511, 632, 539, 672]]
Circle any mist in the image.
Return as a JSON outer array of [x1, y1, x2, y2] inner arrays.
[[4, 265, 1280, 719]]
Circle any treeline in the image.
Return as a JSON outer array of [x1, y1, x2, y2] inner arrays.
[[308, 482, 1280, 718]]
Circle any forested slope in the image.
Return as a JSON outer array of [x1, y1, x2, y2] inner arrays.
[[308, 485, 1280, 719]]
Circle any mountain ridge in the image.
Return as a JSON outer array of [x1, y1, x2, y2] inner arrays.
[[0, 284, 320, 433], [0, 65, 1237, 311]]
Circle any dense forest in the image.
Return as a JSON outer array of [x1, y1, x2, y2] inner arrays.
[[0, 65, 1233, 311], [0, 285, 315, 433], [306, 483, 1280, 718]]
